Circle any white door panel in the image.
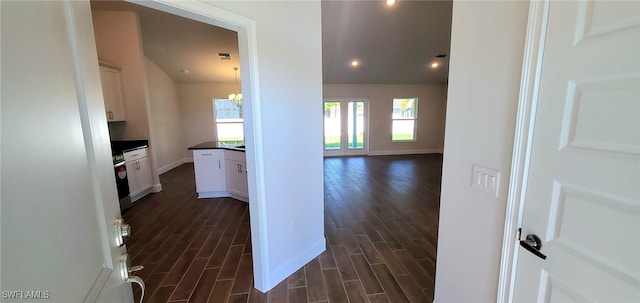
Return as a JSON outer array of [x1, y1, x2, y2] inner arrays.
[[1, 1, 135, 302], [513, 0, 640, 302]]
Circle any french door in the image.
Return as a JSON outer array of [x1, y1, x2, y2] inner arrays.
[[323, 98, 369, 156]]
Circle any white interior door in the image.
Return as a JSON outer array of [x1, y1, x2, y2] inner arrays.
[[1, 1, 137, 302], [513, 1, 640, 301], [323, 99, 368, 156]]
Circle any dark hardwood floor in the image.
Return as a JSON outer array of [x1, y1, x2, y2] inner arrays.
[[123, 154, 441, 303]]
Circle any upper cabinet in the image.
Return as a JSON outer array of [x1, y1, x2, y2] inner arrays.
[[99, 63, 126, 122]]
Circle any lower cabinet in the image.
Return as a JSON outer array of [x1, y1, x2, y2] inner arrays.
[[124, 148, 153, 201], [192, 149, 248, 202], [193, 149, 226, 198], [225, 151, 249, 202]]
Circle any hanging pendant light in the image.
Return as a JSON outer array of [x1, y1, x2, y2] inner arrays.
[[228, 67, 242, 107]]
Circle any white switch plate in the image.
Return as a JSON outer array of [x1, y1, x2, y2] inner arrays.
[[472, 165, 500, 197]]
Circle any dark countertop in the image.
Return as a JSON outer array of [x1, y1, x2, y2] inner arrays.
[[111, 140, 149, 155], [188, 141, 245, 152]]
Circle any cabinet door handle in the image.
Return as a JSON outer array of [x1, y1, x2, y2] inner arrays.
[[218, 160, 221, 169], [202, 153, 212, 156], [238, 164, 241, 173]]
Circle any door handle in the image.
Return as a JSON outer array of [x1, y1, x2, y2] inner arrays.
[[519, 234, 547, 260], [114, 217, 131, 247], [120, 253, 145, 303]]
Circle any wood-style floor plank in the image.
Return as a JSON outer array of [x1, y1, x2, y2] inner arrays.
[[287, 268, 306, 289], [349, 254, 383, 295], [304, 259, 328, 302], [266, 280, 287, 303], [168, 258, 208, 301], [207, 279, 234, 303], [331, 245, 359, 282], [231, 253, 254, 294], [343, 281, 368, 303], [322, 269, 349, 303], [187, 268, 219, 303], [124, 154, 441, 303], [395, 275, 428, 303], [371, 264, 410, 303], [288, 286, 308, 303], [229, 293, 249, 303]]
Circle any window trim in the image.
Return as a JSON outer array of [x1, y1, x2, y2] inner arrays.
[[391, 97, 419, 142]]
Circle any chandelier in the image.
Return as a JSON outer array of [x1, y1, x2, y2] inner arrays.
[[228, 67, 242, 107]]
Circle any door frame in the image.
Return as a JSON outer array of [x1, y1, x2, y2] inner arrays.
[[497, 0, 550, 301], [125, 0, 271, 291], [322, 97, 370, 157]]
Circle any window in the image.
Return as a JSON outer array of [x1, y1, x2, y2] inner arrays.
[[392, 98, 418, 141], [213, 99, 244, 145]]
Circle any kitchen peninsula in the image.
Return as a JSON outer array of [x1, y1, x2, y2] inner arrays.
[[188, 141, 248, 202]]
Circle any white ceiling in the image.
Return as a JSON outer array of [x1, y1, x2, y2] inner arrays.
[[90, 0, 452, 85], [91, 0, 240, 83], [322, 0, 452, 84]]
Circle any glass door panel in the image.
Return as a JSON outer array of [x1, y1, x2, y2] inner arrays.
[[324, 101, 341, 150], [347, 101, 364, 149]]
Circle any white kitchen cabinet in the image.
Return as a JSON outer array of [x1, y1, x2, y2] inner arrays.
[[99, 63, 126, 122], [193, 149, 227, 198], [225, 150, 248, 202], [124, 148, 152, 201]]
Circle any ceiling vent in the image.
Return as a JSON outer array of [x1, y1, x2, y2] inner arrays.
[[218, 53, 231, 60], [436, 54, 447, 58]]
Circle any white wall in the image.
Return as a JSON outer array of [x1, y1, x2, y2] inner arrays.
[[92, 11, 149, 141], [92, 10, 161, 191], [177, 82, 236, 159], [323, 84, 447, 155], [435, 1, 529, 302], [193, 1, 326, 290], [145, 57, 184, 174]]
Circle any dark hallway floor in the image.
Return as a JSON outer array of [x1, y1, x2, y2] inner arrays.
[[123, 154, 441, 303]]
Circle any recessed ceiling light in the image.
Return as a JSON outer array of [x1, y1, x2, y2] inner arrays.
[[430, 62, 439, 68], [180, 69, 190, 74], [350, 60, 360, 67], [386, 0, 396, 6]]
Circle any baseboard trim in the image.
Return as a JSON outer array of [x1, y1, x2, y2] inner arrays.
[[229, 193, 249, 203], [267, 238, 326, 290], [185, 157, 194, 163], [158, 158, 188, 174], [198, 191, 228, 199], [152, 183, 162, 193], [131, 187, 154, 202], [368, 148, 443, 156]]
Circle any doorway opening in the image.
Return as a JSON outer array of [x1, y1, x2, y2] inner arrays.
[[89, 0, 271, 297]]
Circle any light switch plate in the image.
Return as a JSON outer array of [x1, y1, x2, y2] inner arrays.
[[472, 165, 500, 197]]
